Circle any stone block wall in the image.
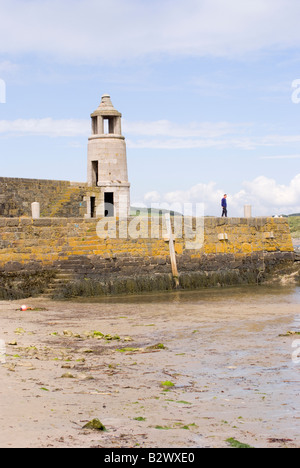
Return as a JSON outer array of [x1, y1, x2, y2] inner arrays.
[[0, 177, 87, 218], [0, 216, 295, 298]]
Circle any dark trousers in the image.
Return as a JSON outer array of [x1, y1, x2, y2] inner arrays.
[[222, 207, 227, 217]]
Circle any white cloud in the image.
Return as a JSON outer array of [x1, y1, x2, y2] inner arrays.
[[144, 191, 161, 203], [124, 120, 300, 150], [1, 0, 300, 62], [144, 175, 300, 216], [123, 120, 249, 138], [124, 119, 255, 149], [126, 137, 257, 150], [243, 175, 300, 211], [0, 117, 250, 144], [0, 117, 256, 151], [1, 117, 300, 153], [261, 154, 300, 160], [0, 118, 90, 137], [0, 60, 19, 74]]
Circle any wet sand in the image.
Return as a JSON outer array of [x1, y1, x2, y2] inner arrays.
[[0, 286, 300, 448]]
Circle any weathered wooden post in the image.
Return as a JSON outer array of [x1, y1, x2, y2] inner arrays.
[[165, 213, 180, 289]]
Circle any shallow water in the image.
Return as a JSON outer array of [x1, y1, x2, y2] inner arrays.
[[72, 283, 300, 305]]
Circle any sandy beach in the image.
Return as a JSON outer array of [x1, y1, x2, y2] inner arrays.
[[0, 286, 299, 448]]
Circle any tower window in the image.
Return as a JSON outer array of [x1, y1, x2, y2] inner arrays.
[[103, 117, 115, 134], [104, 118, 109, 134], [92, 161, 99, 186]]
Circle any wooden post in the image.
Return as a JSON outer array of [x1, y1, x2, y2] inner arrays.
[[165, 213, 180, 289]]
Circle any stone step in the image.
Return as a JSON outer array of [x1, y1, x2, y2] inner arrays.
[[55, 273, 74, 278], [57, 260, 87, 265], [55, 270, 75, 275], [51, 278, 71, 284], [43, 288, 56, 294], [40, 270, 75, 298]]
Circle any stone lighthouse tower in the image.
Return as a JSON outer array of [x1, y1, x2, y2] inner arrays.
[[87, 94, 130, 218]]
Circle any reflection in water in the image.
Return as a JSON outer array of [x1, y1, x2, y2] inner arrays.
[[71, 284, 300, 305]]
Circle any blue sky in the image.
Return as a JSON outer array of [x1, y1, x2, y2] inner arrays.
[[0, 0, 300, 216]]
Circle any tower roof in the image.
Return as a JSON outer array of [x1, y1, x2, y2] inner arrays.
[[91, 94, 122, 117]]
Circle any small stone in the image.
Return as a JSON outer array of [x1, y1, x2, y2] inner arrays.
[[61, 372, 75, 378]]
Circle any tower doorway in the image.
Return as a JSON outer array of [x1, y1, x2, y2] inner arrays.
[[104, 192, 114, 217], [90, 196, 96, 218]]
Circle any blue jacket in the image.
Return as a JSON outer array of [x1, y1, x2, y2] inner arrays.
[[221, 197, 227, 208]]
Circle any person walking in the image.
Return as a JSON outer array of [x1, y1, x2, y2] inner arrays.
[[221, 194, 227, 217]]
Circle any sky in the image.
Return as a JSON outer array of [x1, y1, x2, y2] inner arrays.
[[0, 0, 300, 216]]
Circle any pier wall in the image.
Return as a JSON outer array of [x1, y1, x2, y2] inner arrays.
[[0, 216, 294, 298]]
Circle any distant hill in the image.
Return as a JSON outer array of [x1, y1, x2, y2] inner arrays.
[[130, 206, 183, 217], [274, 213, 300, 218]]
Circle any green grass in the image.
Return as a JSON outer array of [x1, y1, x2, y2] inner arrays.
[[83, 418, 107, 431], [160, 381, 175, 388], [288, 216, 300, 238], [115, 347, 140, 353], [226, 437, 254, 448]]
